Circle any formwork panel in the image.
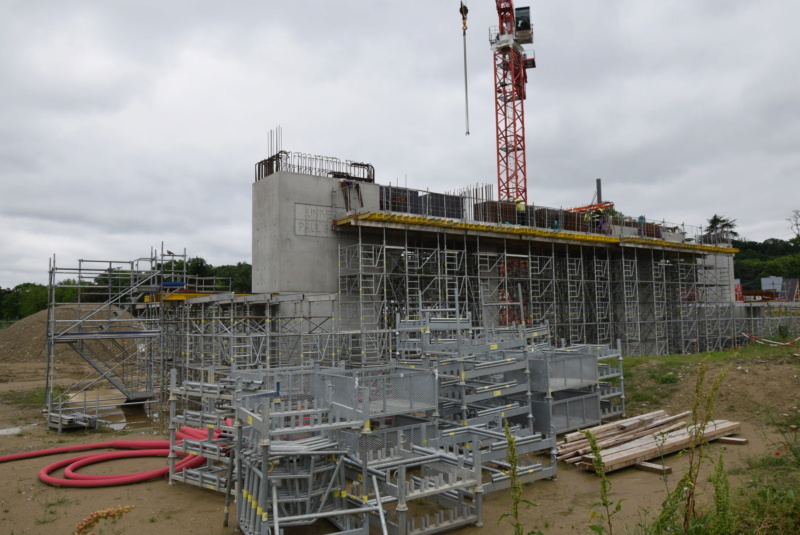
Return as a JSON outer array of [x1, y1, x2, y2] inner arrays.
[[528, 352, 599, 393], [532, 390, 601, 434]]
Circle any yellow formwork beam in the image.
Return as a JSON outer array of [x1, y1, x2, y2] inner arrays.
[[333, 211, 737, 254]]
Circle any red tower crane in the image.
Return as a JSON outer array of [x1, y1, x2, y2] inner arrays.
[[490, 1, 535, 204]]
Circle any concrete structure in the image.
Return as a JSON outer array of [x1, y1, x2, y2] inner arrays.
[[41, 147, 800, 535], [252, 149, 752, 358], [253, 169, 362, 294]]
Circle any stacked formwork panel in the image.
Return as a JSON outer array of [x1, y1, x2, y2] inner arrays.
[[528, 343, 624, 434], [167, 303, 628, 535], [169, 364, 488, 535]]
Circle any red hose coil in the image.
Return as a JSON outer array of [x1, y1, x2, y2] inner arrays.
[[0, 433, 217, 488]]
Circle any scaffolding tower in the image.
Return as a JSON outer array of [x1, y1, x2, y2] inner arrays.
[[45, 248, 184, 430]]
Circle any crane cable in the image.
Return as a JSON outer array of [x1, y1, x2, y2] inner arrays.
[[460, 1, 470, 135]]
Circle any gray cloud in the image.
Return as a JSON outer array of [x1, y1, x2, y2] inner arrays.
[[1, 1, 798, 288]]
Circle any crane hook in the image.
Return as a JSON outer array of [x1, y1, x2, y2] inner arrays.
[[460, 1, 469, 34]]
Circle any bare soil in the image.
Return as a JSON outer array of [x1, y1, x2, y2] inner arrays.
[[1, 313, 798, 534]]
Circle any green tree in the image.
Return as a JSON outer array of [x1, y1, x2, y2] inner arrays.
[[186, 257, 213, 278], [734, 258, 766, 291], [1, 283, 48, 319], [53, 278, 81, 304], [0, 287, 13, 320], [702, 214, 739, 244], [213, 263, 252, 293]]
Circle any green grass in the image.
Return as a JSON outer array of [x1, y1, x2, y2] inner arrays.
[[656, 372, 679, 384], [0, 386, 65, 408], [613, 343, 800, 534], [621, 342, 800, 415]]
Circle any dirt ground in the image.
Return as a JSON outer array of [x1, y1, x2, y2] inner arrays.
[[1, 315, 798, 534]]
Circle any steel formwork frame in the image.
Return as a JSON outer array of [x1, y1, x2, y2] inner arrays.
[[176, 294, 339, 374]]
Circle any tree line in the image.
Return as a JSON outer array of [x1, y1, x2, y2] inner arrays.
[[733, 237, 800, 291], [707, 212, 800, 291], [0, 259, 252, 322], [3, 213, 799, 321]]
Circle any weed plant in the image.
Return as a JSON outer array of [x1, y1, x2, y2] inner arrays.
[[650, 359, 731, 534], [580, 429, 624, 535], [74, 505, 134, 535], [498, 420, 542, 535], [729, 411, 800, 533]]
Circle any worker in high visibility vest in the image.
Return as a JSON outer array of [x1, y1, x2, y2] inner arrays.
[[515, 198, 526, 226], [592, 209, 603, 233]]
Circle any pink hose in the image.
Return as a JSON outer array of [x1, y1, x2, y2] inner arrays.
[[0, 433, 217, 488], [39, 449, 207, 488]]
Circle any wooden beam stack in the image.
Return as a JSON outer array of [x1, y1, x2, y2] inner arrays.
[[556, 411, 742, 473]]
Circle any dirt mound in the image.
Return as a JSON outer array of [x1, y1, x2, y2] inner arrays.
[[0, 306, 139, 366], [0, 309, 49, 364]]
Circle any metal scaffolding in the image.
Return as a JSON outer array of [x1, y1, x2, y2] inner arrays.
[[333, 223, 745, 360], [166, 307, 617, 535], [44, 247, 186, 430]]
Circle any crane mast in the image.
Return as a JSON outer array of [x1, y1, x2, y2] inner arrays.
[[490, 1, 535, 204]]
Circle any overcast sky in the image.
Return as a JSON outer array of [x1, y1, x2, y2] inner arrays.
[[2, 1, 798, 288]]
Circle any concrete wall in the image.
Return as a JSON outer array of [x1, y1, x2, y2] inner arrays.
[[701, 252, 737, 303], [253, 171, 356, 294]]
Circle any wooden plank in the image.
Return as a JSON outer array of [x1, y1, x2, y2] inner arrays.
[[576, 421, 687, 457], [558, 411, 689, 455], [558, 419, 687, 462], [716, 436, 748, 445], [558, 412, 688, 455], [590, 427, 690, 459], [634, 461, 672, 475], [557, 451, 580, 462], [560, 410, 667, 443], [619, 415, 661, 431], [600, 421, 741, 472], [588, 414, 702, 459], [577, 420, 741, 473], [599, 420, 738, 463]]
